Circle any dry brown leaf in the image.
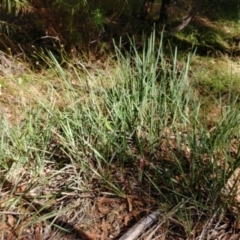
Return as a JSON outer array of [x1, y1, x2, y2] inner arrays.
[[16, 184, 27, 193], [97, 197, 122, 214], [133, 199, 144, 208], [0, 222, 11, 231], [82, 231, 101, 240], [229, 234, 240, 240], [235, 219, 240, 230], [119, 202, 126, 212], [98, 198, 110, 214], [7, 214, 15, 228], [132, 209, 142, 218], [35, 222, 43, 240], [126, 196, 133, 212], [101, 221, 111, 232], [100, 231, 105, 240], [124, 214, 131, 226]]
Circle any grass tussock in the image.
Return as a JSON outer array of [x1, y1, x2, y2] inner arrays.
[[1, 32, 240, 239]]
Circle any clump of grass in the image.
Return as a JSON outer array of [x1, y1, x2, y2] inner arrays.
[[1, 31, 240, 238]]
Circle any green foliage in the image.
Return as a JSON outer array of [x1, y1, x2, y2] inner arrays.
[[0, 0, 109, 49], [1, 0, 29, 14], [0, 0, 239, 56], [91, 8, 106, 30]]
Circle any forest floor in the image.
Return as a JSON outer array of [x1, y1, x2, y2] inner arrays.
[[0, 4, 240, 240]]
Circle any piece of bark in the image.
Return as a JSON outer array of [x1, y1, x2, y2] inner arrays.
[[118, 211, 160, 240]]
